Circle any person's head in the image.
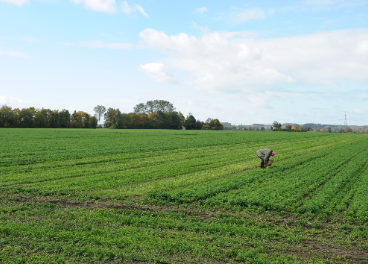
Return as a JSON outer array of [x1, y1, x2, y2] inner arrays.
[[271, 151, 276, 156]]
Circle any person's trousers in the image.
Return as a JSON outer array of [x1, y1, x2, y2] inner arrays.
[[256, 151, 265, 168]]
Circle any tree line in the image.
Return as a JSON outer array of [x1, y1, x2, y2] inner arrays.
[[0, 100, 224, 130], [102, 100, 224, 130], [0, 105, 97, 128]]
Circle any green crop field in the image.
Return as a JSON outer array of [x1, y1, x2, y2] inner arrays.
[[1, 129, 368, 263]]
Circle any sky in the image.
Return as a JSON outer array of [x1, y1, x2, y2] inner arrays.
[[1, 0, 368, 125]]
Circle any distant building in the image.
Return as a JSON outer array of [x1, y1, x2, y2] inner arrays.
[[222, 122, 231, 127]]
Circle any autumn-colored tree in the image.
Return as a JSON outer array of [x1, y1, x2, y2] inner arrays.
[[345, 127, 353, 133], [129, 112, 143, 128], [83, 112, 91, 128], [210, 119, 224, 130], [293, 124, 300, 132], [104, 108, 116, 128]]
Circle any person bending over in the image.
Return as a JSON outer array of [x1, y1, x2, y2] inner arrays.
[[256, 148, 276, 169]]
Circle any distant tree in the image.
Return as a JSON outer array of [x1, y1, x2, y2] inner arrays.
[[104, 108, 116, 128], [134, 100, 175, 114], [90, 116, 97, 128], [327, 126, 332, 133], [345, 127, 353, 133], [261, 127, 265, 131], [94, 105, 106, 124], [19, 108, 36, 128], [293, 124, 300, 132], [210, 119, 224, 130], [0, 105, 15, 127], [286, 125, 292, 132], [134, 103, 146, 114], [113, 109, 123, 129], [195, 120, 202, 130], [273, 121, 282, 130], [178, 112, 185, 127], [184, 114, 196, 130], [59, 109, 71, 128], [49, 110, 60, 128], [83, 113, 91, 128]]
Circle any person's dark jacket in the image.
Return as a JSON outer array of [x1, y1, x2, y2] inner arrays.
[[256, 148, 272, 167]]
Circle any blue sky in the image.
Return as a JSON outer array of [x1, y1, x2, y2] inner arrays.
[[1, 0, 368, 125]]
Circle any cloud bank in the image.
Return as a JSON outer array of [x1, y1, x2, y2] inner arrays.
[[139, 28, 368, 93]]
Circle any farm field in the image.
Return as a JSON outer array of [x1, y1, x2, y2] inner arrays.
[[1, 128, 368, 263]]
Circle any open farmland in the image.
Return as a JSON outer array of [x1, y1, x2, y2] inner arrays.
[[1, 129, 368, 263]]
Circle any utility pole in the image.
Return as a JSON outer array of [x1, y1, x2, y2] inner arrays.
[[344, 111, 347, 127]]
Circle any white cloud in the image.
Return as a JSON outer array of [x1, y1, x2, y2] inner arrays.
[[356, 39, 368, 55], [0, 0, 28, 6], [138, 28, 368, 93], [0, 95, 28, 106], [194, 7, 208, 14], [0, 50, 28, 58], [138, 63, 178, 83], [72, 0, 116, 13], [217, 7, 266, 25], [82, 40, 134, 49], [122, 1, 148, 17]]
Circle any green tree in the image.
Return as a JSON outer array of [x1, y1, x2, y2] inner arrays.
[[273, 121, 282, 130], [19, 108, 36, 128], [90, 116, 98, 128], [113, 109, 123, 128], [195, 120, 202, 130], [59, 109, 70, 128], [94, 105, 106, 124], [184, 114, 196, 130], [134, 100, 175, 114], [0, 105, 15, 127], [104, 108, 116, 128]]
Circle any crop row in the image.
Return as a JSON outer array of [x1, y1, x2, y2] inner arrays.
[[2, 200, 366, 263], [0, 129, 337, 166], [209, 139, 368, 215], [1, 133, 349, 200], [149, 140, 358, 204]]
